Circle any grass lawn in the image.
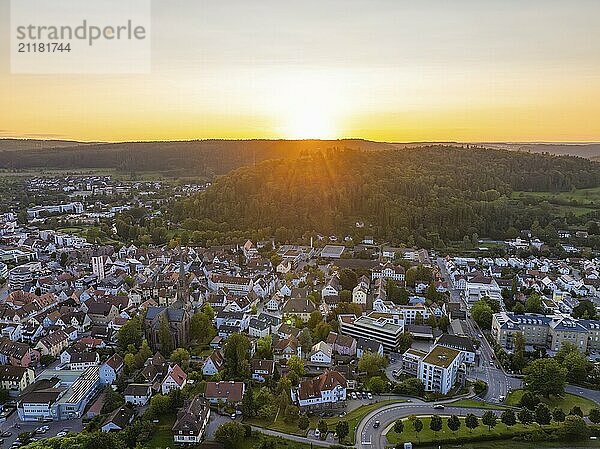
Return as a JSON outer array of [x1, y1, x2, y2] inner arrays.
[[241, 434, 321, 449], [324, 400, 402, 444], [459, 441, 600, 449], [506, 389, 597, 415], [145, 414, 176, 449], [247, 400, 404, 444], [448, 399, 508, 410], [386, 416, 558, 446]]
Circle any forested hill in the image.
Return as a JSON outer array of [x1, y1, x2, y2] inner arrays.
[[171, 146, 600, 245], [0, 139, 395, 175]]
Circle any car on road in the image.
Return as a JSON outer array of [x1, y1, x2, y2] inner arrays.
[[489, 360, 494, 366], [373, 420, 380, 428], [433, 404, 445, 410]]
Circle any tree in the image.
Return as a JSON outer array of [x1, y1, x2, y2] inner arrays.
[[358, 351, 387, 377], [317, 419, 328, 437], [512, 331, 526, 372], [298, 328, 313, 354], [572, 300, 597, 320], [117, 316, 142, 351], [535, 403, 552, 425], [559, 415, 589, 440], [569, 406, 583, 417], [214, 422, 246, 449], [393, 419, 404, 435], [430, 415, 442, 436], [397, 332, 413, 353], [335, 421, 349, 443], [482, 411, 497, 431], [519, 390, 541, 410], [447, 415, 461, 433], [426, 314, 438, 329], [158, 314, 173, 354], [438, 315, 450, 332], [412, 418, 423, 441], [170, 348, 190, 369], [552, 408, 565, 423], [339, 269, 358, 291], [471, 300, 493, 329], [518, 408, 533, 425], [298, 415, 310, 431], [242, 385, 255, 418], [465, 413, 479, 432], [501, 410, 516, 427], [190, 312, 216, 345], [149, 394, 171, 416], [524, 358, 567, 398], [588, 408, 600, 424], [256, 335, 273, 359], [525, 293, 543, 314], [223, 333, 251, 380], [563, 350, 589, 384], [313, 321, 332, 342], [307, 310, 323, 329], [368, 376, 387, 395], [287, 355, 305, 378]]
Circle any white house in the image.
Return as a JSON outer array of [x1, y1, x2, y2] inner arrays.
[[100, 354, 124, 385], [309, 341, 333, 365], [124, 383, 152, 406], [161, 364, 187, 394], [292, 370, 347, 410]]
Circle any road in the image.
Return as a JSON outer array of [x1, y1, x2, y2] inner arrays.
[[355, 400, 499, 449], [436, 257, 522, 402]]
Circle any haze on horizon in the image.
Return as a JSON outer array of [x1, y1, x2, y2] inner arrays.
[[1, 0, 599, 142]]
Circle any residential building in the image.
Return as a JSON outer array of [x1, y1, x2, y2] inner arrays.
[[292, 370, 347, 410]]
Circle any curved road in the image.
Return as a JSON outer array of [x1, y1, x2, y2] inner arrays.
[[355, 400, 500, 449]]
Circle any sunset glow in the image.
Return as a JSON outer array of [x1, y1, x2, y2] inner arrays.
[[1, 0, 600, 142]]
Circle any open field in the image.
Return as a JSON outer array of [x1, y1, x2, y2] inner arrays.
[[506, 389, 597, 415], [512, 188, 600, 217]]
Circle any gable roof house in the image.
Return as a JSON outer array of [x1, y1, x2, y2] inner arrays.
[[161, 364, 187, 394], [282, 298, 316, 323], [292, 370, 347, 410], [101, 405, 135, 432], [100, 353, 124, 385], [204, 381, 245, 405], [35, 330, 69, 357], [202, 350, 224, 377], [172, 395, 211, 444]]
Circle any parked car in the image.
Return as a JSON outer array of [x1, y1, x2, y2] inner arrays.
[[2, 432, 12, 437], [367, 393, 373, 400], [314, 429, 320, 438], [351, 392, 357, 400], [230, 413, 236, 419]]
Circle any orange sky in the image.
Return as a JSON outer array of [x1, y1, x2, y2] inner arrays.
[[1, 0, 600, 142]]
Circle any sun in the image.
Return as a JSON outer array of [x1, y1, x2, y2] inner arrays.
[[285, 108, 336, 140], [265, 71, 343, 140]]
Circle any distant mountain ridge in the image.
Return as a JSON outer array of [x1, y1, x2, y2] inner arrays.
[[1, 138, 599, 175]]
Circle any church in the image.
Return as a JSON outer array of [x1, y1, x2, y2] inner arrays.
[[144, 248, 192, 352]]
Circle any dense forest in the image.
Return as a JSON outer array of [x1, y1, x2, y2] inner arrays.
[[0, 139, 394, 176], [170, 146, 600, 246]]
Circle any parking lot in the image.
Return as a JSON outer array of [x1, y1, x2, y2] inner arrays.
[[0, 411, 83, 448]]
